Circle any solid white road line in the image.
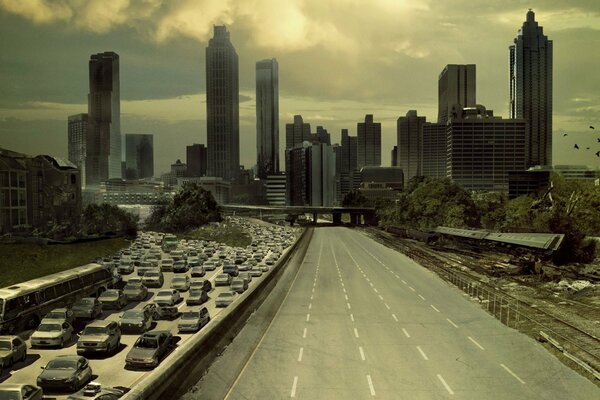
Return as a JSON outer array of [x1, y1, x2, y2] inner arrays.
[[418, 294, 426, 300], [354, 327, 360, 338], [431, 305, 440, 312], [290, 376, 298, 397], [350, 314, 355, 322], [468, 336, 485, 350], [446, 318, 458, 328], [500, 364, 526, 384], [402, 328, 410, 338], [302, 327, 307, 338], [359, 346, 366, 361], [297, 347, 304, 362], [437, 374, 454, 395], [366, 374, 376, 396], [417, 346, 429, 360], [306, 313, 310, 322], [392, 314, 399, 322]]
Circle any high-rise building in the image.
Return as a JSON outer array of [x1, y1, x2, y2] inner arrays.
[[285, 142, 336, 206], [391, 146, 398, 167], [256, 58, 279, 179], [186, 144, 208, 177], [340, 129, 358, 174], [266, 173, 287, 206], [125, 134, 154, 180], [313, 126, 331, 145], [285, 115, 311, 149], [397, 110, 426, 184], [510, 9, 553, 167], [206, 25, 239, 181], [422, 122, 447, 179], [447, 105, 527, 192], [87, 51, 121, 186], [438, 64, 476, 124], [357, 114, 381, 169], [68, 113, 88, 187]]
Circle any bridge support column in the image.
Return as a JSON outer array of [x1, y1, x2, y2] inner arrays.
[[332, 212, 342, 224], [349, 213, 359, 225], [313, 213, 318, 225]]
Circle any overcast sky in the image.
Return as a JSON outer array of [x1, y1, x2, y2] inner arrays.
[[1, 0, 599, 175]]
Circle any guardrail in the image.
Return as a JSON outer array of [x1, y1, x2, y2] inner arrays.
[[123, 227, 313, 400]]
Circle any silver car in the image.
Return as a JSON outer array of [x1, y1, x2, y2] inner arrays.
[[154, 289, 180, 306], [31, 321, 73, 348], [215, 291, 236, 307]]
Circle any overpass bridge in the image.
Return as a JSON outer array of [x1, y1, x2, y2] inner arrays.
[[221, 204, 378, 226]]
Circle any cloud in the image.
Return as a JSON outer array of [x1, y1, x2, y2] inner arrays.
[[0, 0, 72, 24]]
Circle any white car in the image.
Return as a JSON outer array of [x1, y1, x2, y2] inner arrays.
[[31, 321, 73, 348], [154, 289, 180, 306]]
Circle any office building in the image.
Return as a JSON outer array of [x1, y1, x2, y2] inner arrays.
[[313, 126, 331, 145], [96, 179, 170, 205], [68, 113, 88, 187], [340, 129, 358, 174], [125, 134, 154, 180], [510, 9, 553, 167], [359, 166, 404, 201], [357, 114, 381, 169], [286, 115, 311, 149], [422, 122, 447, 179], [266, 174, 287, 206], [397, 110, 426, 185], [438, 64, 476, 124], [508, 170, 550, 199], [447, 105, 527, 192], [186, 144, 208, 177], [87, 51, 121, 186], [206, 25, 239, 181], [176, 176, 230, 204], [286, 142, 336, 206], [528, 165, 600, 182], [256, 59, 279, 179], [391, 146, 398, 167]]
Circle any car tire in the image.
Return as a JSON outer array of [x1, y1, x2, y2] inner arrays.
[[20, 351, 26, 362]]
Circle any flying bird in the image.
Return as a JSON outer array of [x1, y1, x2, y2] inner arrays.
[[574, 144, 579, 149], [597, 138, 600, 142], [591, 126, 595, 129], [596, 151, 600, 157], [586, 147, 590, 150], [563, 133, 568, 137]]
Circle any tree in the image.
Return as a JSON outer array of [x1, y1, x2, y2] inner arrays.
[[474, 192, 508, 230], [81, 203, 138, 236], [342, 190, 371, 207]]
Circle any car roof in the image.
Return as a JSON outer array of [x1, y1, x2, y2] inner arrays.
[[51, 355, 85, 361], [0, 383, 35, 389], [141, 330, 170, 338], [85, 320, 114, 328], [0, 335, 20, 340]]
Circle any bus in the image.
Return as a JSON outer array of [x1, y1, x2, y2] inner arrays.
[[0, 263, 117, 334]]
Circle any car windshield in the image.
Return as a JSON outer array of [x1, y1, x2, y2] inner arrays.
[[146, 272, 160, 277], [123, 311, 143, 319], [157, 291, 172, 296], [82, 326, 108, 335], [100, 291, 118, 298], [182, 312, 200, 319], [46, 359, 77, 370], [0, 340, 11, 350], [124, 284, 140, 291], [76, 298, 94, 306], [217, 274, 228, 279], [37, 323, 61, 332], [136, 337, 158, 348], [0, 389, 21, 400], [45, 311, 65, 319], [220, 292, 233, 298], [189, 289, 203, 296], [172, 278, 186, 283]]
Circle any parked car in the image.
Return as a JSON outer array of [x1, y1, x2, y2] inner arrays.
[[249, 266, 263, 277], [142, 270, 164, 288], [154, 305, 180, 320], [172, 260, 189, 273], [160, 258, 174, 272], [154, 289, 180, 306], [43, 307, 75, 325], [169, 275, 189, 291], [37, 355, 92, 392], [72, 298, 102, 320], [117, 260, 134, 275], [0, 384, 43, 400], [123, 282, 148, 302], [98, 289, 127, 310], [190, 278, 212, 292], [223, 264, 239, 277], [190, 266, 205, 277], [76, 321, 121, 356], [125, 331, 174, 369], [215, 291, 236, 307], [238, 272, 252, 284], [258, 263, 270, 272], [178, 308, 210, 333], [119, 309, 153, 333], [237, 262, 251, 272], [186, 289, 209, 306], [31, 321, 73, 348], [0, 336, 27, 368], [215, 273, 232, 287], [230, 278, 248, 294]]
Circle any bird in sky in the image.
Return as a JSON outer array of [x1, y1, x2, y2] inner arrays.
[[591, 125, 595, 129], [597, 138, 600, 142], [574, 144, 579, 149], [596, 151, 600, 157], [586, 147, 590, 150], [563, 133, 568, 137]]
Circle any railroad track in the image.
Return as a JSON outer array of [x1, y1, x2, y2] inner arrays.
[[368, 227, 600, 379]]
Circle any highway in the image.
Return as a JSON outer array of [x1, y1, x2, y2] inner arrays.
[[218, 227, 599, 399]]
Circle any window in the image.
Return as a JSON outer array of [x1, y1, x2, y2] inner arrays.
[[71, 174, 76, 184], [40, 286, 56, 302]]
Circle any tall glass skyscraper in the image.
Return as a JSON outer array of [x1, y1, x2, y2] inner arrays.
[[206, 25, 239, 181], [357, 114, 381, 169], [87, 51, 121, 186], [510, 9, 553, 167], [256, 58, 279, 179], [438, 64, 476, 124]]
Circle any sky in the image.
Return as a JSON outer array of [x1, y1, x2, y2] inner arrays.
[[1, 0, 599, 176]]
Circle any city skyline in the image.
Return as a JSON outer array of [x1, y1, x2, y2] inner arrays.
[[1, 2, 599, 174]]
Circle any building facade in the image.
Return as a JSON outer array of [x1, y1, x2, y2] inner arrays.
[[422, 122, 447, 179], [285, 142, 336, 206], [510, 9, 553, 168], [186, 144, 208, 177], [68, 113, 88, 188], [508, 170, 550, 199], [176, 176, 230, 204], [206, 25, 240, 181], [357, 114, 381, 169], [438, 64, 476, 124], [256, 58, 279, 179], [340, 129, 358, 174], [125, 134, 154, 180], [87, 51, 121, 186], [285, 115, 311, 149], [397, 110, 426, 185], [266, 174, 287, 206]]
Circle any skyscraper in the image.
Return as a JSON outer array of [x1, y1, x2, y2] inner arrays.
[[256, 59, 279, 179], [125, 134, 154, 180], [206, 25, 239, 181], [285, 142, 336, 206], [357, 114, 381, 169], [421, 122, 447, 179], [313, 126, 331, 145], [285, 115, 311, 149], [87, 51, 121, 186], [68, 113, 88, 187], [438, 64, 476, 124], [397, 110, 425, 184], [510, 9, 553, 167], [340, 129, 357, 173], [186, 144, 208, 177]]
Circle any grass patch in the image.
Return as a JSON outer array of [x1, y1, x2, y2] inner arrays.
[[0, 238, 131, 288], [178, 223, 252, 248]]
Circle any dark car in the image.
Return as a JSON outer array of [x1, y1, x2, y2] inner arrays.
[[125, 331, 174, 369], [222, 264, 239, 277], [0, 384, 43, 400], [72, 298, 102, 320], [37, 355, 92, 392], [190, 266, 205, 277], [172, 260, 189, 273], [154, 305, 180, 320], [123, 283, 148, 302], [67, 382, 125, 400], [177, 308, 210, 333], [119, 308, 153, 334], [98, 289, 127, 310], [215, 273, 232, 287], [0, 336, 27, 369], [186, 288, 209, 306]]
